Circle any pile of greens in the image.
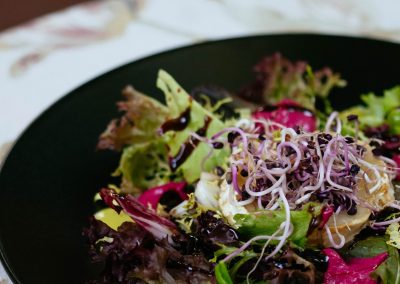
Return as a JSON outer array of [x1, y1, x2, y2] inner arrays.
[[84, 54, 400, 284]]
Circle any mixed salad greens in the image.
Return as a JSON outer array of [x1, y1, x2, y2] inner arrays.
[[84, 53, 400, 284]]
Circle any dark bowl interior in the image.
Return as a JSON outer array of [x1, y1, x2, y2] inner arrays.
[[1, 34, 400, 283]]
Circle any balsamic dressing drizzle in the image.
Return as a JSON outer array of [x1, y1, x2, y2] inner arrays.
[[160, 106, 191, 134], [169, 116, 212, 171], [307, 205, 323, 236]]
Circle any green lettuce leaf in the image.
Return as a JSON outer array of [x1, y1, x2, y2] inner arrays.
[[347, 236, 400, 284], [374, 243, 400, 284], [340, 86, 400, 130], [113, 139, 171, 194], [361, 92, 386, 126], [347, 236, 388, 258], [157, 70, 231, 182], [215, 262, 234, 284], [101, 71, 238, 191], [383, 86, 400, 113], [233, 204, 320, 249], [211, 245, 257, 280]]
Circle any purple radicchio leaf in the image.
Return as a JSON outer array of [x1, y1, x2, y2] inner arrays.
[[100, 188, 179, 243]]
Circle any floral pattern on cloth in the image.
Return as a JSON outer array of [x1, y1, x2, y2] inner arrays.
[[0, 0, 145, 76]]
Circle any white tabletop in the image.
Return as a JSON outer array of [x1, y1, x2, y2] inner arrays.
[[2, 0, 400, 282]]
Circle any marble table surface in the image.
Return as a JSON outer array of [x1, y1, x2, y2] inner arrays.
[[2, 0, 400, 282]]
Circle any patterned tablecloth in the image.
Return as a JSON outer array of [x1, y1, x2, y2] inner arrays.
[[2, 0, 400, 282]]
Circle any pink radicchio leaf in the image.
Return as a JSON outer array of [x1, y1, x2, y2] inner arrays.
[[323, 248, 388, 284], [252, 99, 317, 133], [137, 181, 188, 210], [319, 206, 334, 229], [99, 188, 179, 243]]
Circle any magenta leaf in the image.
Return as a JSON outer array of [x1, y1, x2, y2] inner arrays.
[[137, 181, 187, 210], [323, 248, 388, 284], [252, 99, 317, 132], [100, 188, 179, 242], [319, 206, 334, 229]]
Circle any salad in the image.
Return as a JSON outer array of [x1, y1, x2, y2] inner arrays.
[[84, 54, 400, 284]]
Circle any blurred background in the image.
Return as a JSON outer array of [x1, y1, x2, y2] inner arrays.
[[1, 0, 400, 280], [0, 0, 88, 31]]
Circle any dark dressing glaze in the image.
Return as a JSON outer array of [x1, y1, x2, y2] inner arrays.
[[307, 205, 323, 236], [169, 116, 212, 171], [160, 106, 191, 134], [307, 206, 323, 236], [307, 216, 322, 236]]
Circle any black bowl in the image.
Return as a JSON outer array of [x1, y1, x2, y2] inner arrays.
[[1, 34, 400, 283]]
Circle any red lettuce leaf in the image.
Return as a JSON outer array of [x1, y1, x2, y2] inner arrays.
[[83, 218, 213, 283], [97, 86, 169, 151], [238, 53, 344, 112], [190, 211, 240, 259]]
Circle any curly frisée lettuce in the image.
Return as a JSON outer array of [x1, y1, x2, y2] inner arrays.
[[237, 53, 346, 112], [83, 218, 213, 284], [387, 223, 400, 249], [340, 86, 400, 131], [98, 86, 169, 150], [86, 55, 400, 284], [114, 139, 171, 193], [157, 70, 231, 183], [100, 70, 231, 192], [340, 86, 400, 180]]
